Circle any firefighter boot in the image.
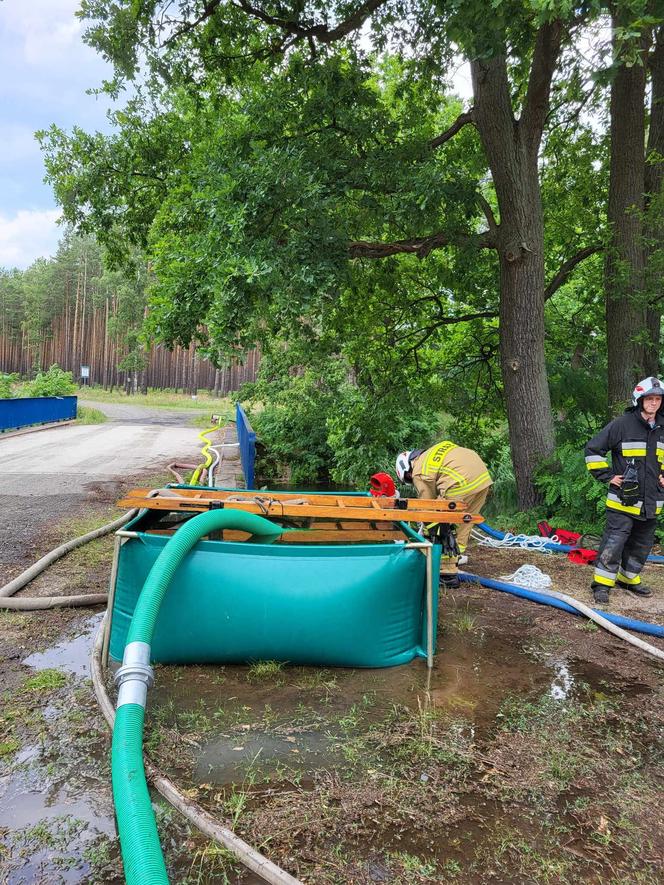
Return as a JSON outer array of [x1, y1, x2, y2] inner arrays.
[[616, 580, 653, 597], [591, 583, 610, 605], [440, 574, 461, 590]]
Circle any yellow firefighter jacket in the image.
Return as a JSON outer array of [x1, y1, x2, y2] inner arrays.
[[411, 440, 492, 500]]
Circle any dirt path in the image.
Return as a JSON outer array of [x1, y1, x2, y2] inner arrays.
[[0, 405, 202, 583], [0, 403, 201, 496]]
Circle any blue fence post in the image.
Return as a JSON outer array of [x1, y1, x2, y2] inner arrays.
[[235, 403, 256, 490], [0, 396, 77, 432]]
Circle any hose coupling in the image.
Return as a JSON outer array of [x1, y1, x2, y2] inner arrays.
[[114, 661, 155, 690], [114, 641, 154, 709]]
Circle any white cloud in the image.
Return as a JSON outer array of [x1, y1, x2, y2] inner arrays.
[[1, 0, 108, 76], [451, 59, 473, 102], [0, 209, 61, 269]]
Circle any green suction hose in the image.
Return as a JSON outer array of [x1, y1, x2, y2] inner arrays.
[[112, 509, 284, 884]]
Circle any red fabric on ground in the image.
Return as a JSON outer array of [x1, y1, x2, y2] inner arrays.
[[567, 548, 598, 565], [553, 528, 582, 546]]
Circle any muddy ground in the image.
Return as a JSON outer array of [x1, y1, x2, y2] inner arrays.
[[1, 477, 663, 883]]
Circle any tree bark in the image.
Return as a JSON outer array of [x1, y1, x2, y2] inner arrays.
[[471, 27, 560, 508], [605, 18, 648, 410], [644, 26, 664, 376]]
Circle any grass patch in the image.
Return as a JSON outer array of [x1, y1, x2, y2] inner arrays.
[[0, 611, 28, 629], [0, 738, 20, 758], [388, 851, 438, 880], [75, 406, 107, 425], [472, 821, 577, 883], [448, 607, 481, 634], [23, 669, 68, 692], [294, 668, 339, 693], [47, 511, 117, 577], [188, 413, 227, 429], [247, 660, 285, 683], [188, 843, 239, 885], [77, 386, 236, 413]]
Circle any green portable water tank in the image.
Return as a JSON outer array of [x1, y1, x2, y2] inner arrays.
[[109, 522, 440, 668]]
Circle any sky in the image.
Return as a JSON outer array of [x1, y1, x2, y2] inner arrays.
[[0, 2, 474, 271], [0, 0, 115, 269]]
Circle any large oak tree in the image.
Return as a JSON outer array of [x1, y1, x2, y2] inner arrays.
[[43, 1, 614, 504]]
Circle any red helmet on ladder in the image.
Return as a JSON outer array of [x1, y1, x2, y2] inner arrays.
[[369, 472, 398, 497]]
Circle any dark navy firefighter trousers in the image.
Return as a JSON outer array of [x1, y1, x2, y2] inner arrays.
[[593, 510, 657, 589]]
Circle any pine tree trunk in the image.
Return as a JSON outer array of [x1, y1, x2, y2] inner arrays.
[[102, 298, 110, 388], [189, 347, 198, 396], [72, 273, 80, 377]]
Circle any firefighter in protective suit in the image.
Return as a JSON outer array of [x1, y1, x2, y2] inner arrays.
[[585, 376, 664, 604], [396, 441, 492, 589]]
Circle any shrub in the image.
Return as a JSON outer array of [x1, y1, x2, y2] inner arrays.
[[0, 373, 18, 399], [533, 443, 606, 533], [27, 365, 76, 398], [75, 406, 107, 425]]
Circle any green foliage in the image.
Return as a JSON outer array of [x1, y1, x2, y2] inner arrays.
[[326, 381, 441, 488], [247, 352, 346, 485], [0, 373, 18, 399], [252, 392, 331, 485], [27, 365, 76, 398], [482, 441, 519, 516], [534, 443, 606, 532]]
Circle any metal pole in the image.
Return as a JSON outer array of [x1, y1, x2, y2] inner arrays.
[[406, 540, 435, 668], [102, 534, 122, 668], [425, 544, 433, 669]]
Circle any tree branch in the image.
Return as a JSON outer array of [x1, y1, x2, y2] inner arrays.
[[349, 229, 496, 260], [164, 1, 223, 46], [233, 0, 388, 44], [544, 245, 602, 301], [521, 20, 564, 154], [429, 111, 474, 149], [393, 308, 498, 344], [476, 193, 498, 232]]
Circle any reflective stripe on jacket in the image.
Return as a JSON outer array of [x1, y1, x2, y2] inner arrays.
[[411, 440, 492, 500], [584, 408, 664, 519]]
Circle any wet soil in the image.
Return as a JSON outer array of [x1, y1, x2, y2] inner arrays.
[[1, 488, 663, 882]]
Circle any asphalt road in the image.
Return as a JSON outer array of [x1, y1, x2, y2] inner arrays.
[[0, 401, 201, 497]]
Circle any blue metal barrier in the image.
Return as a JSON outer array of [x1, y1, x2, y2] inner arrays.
[[0, 396, 77, 432], [235, 402, 256, 490]]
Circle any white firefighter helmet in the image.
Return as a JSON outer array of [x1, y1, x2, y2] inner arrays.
[[395, 451, 413, 483], [632, 376, 664, 407]]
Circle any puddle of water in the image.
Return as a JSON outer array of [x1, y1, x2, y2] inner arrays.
[[0, 767, 115, 834], [23, 614, 102, 678], [146, 599, 636, 790], [196, 729, 335, 784]]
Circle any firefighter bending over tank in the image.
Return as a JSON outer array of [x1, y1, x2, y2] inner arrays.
[[585, 376, 664, 604], [395, 441, 492, 589]]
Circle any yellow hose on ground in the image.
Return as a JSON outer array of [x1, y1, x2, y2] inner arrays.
[[189, 423, 219, 485]]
